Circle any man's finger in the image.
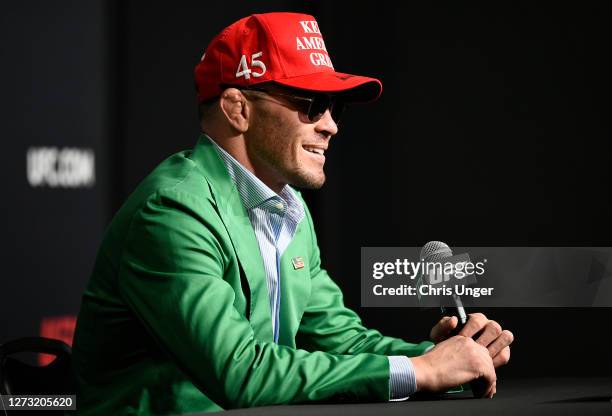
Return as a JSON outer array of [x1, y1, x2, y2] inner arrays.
[[492, 346, 511, 368], [430, 316, 457, 343], [487, 330, 514, 358], [441, 315, 458, 332], [458, 312, 488, 338], [475, 320, 502, 347], [484, 381, 494, 399], [476, 347, 497, 399], [488, 381, 497, 399], [480, 371, 496, 399]]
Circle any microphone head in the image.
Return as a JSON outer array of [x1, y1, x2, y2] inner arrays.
[[420, 241, 453, 261]]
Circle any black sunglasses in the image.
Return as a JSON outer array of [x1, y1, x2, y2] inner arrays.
[[237, 86, 345, 125]]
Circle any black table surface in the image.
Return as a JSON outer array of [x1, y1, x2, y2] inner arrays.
[[205, 377, 612, 416]]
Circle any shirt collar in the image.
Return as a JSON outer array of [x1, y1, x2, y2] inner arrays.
[[205, 134, 305, 221]]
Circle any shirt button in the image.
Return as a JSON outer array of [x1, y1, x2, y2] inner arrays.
[[275, 202, 284, 211]]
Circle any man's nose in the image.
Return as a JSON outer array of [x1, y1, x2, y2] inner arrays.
[[315, 109, 339, 137]]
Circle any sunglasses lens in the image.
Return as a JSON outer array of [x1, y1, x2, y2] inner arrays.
[[252, 87, 344, 125], [308, 95, 332, 122], [330, 100, 344, 124], [308, 95, 344, 125]]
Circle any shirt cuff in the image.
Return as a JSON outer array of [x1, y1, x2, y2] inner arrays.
[[388, 355, 417, 401]]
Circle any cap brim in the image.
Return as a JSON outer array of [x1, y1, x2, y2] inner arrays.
[[273, 71, 382, 103]]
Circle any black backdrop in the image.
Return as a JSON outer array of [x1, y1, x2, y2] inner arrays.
[[1, 1, 112, 357], [2, 1, 611, 378]]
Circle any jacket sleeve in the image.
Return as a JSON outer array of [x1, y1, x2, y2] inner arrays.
[[117, 189, 391, 409], [295, 204, 433, 358]]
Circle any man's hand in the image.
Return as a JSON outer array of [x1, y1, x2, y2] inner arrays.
[[430, 313, 514, 368], [411, 335, 497, 398]]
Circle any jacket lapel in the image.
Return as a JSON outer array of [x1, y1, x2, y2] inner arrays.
[[277, 221, 311, 347], [190, 135, 274, 342]]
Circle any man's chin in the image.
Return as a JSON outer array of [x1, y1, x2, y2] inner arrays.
[[288, 171, 326, 190]]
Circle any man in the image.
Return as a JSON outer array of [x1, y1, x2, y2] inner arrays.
[[72, 12, 513, 415]]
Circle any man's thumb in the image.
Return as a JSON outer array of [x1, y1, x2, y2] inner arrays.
[[442, 315, 458, 330], [431, 315, 460, 343]]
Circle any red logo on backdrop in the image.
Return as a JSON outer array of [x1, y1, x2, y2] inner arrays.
[[39, 315, 76, 365]]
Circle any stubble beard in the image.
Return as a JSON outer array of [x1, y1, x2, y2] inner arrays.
[[249, 109, 326, 191]]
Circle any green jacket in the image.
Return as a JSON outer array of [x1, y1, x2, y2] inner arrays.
[[72, 136, 433, 415]]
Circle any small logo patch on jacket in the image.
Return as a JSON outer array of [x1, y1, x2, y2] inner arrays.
[[292, 256, 305, 270]]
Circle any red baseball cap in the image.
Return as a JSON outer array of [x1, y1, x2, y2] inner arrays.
[[194, 12, 382, 103]]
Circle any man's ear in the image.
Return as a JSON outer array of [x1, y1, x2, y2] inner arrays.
[[219, 88, 250, 133]]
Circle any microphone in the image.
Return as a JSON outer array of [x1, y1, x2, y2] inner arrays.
[[419, 241, 488, 397], [419, 241, 467, 334]]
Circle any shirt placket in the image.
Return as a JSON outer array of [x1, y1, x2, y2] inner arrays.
[[269, 199, 285, 343]]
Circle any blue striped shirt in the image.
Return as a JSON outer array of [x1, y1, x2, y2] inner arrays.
[[208, 135, 417, 400]]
